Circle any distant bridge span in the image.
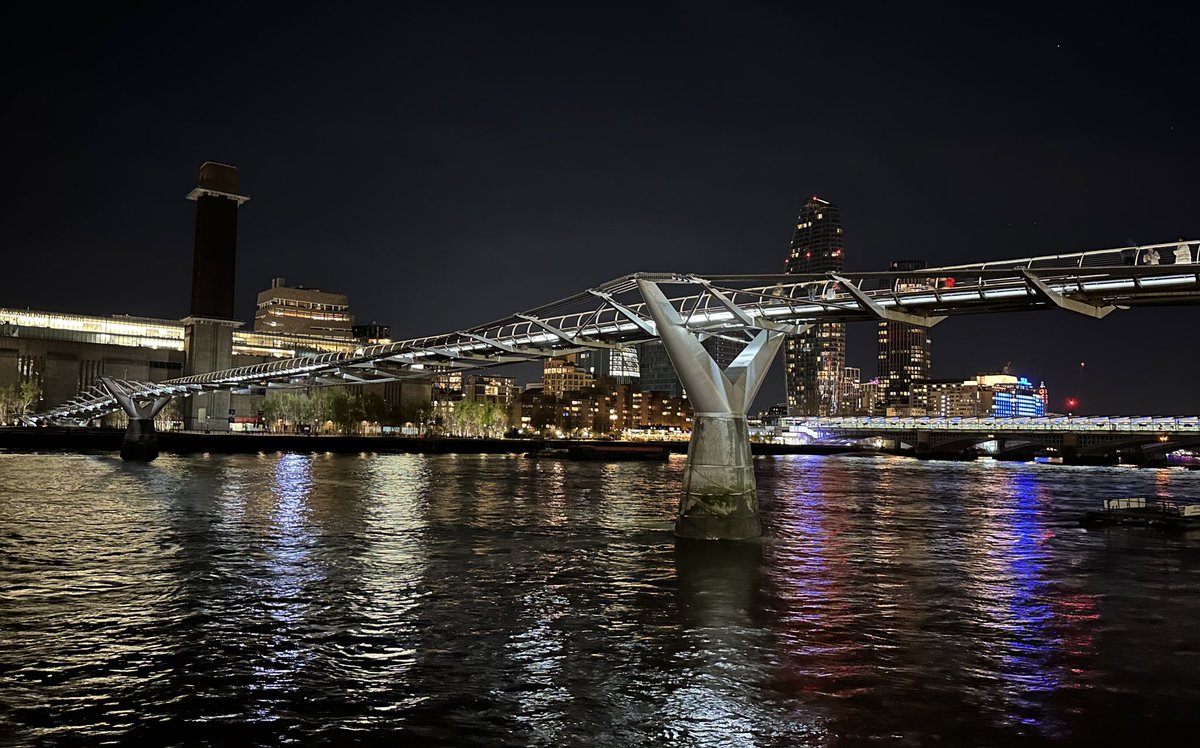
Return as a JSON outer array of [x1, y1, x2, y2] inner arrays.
[[25, 239, 1200, 538], [784, 415, 1200, 458]]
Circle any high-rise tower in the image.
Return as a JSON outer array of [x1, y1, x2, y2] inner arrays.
[[783, 196, 845, 416], [182, 162, 248, 431], [876, 260, 932, 414]]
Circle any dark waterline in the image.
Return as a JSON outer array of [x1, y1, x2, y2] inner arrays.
[[2, 453, 1199, 746]]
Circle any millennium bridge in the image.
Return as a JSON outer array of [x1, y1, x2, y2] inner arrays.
[[24, 239, 1200, 539]]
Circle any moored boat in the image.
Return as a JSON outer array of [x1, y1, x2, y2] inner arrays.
[[567, 443, 671, 460], [1081, 497, 1200, 530]]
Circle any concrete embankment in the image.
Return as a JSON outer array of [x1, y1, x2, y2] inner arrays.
[[0, 427, 880, 458], [0, 427, 541, 456]]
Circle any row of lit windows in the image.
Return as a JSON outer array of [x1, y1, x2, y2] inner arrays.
[[1, 309, 183, 342], [258, 298, 349, 312], [262, 308, 352, 322]]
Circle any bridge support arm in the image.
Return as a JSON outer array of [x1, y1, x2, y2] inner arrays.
[[637, 280, 784, 540], [1017, 269, 1117, 319], [829, 273, 946, 326]]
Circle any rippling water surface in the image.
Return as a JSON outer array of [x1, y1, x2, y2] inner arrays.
[[2, 452, 1200, 746]]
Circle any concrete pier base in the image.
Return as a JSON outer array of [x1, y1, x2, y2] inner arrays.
[[121, 418, 159, 461], [677, 414, 760, 540]]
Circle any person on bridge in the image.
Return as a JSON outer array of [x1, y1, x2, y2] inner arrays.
[[1175, 237, 1193, 264]]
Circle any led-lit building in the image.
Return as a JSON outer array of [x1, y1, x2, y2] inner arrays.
[[432, 370, 464, 398], [877, 260, 933, 414], [254, 278, 354, 339], [784, 196, 845, 416], [912, 373, 1047, 418], [989, 376, 1048, 418]]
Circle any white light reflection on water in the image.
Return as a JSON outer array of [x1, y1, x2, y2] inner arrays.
[[243, 452, 319, 716], [504, 584, 571, 744], [357, 455, 431, 705], [266, 453, 316, 622]]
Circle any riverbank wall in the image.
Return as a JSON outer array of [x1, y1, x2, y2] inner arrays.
[[0, 427, 866, 458]]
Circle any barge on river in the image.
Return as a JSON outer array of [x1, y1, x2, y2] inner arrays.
[[1081, 497, 1200, 530], [526, 443, 671, 461]]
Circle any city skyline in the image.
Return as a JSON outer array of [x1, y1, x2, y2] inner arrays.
[[2, 5, 1197, 413]]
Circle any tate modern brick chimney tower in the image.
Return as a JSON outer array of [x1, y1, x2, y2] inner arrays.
[[182, 162, 249, 431], [188, 161, 248, 317]]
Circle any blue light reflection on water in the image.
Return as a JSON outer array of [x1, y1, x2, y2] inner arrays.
[[999, 468, 1062, 733]]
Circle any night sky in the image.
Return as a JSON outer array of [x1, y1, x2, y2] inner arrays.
[[2, 3, 1197, 414]]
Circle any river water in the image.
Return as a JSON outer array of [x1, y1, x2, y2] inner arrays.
[[2, 452, 1199, 746]]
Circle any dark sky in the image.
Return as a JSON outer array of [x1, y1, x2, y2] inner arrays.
[[2, 3, 1197, 414]]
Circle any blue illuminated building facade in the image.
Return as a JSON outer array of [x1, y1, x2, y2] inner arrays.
[[991, 377, 1047, 418], [913, 373, 1049, 418]]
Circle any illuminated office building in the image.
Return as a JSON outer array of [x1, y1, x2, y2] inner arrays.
[[989, 375, 1048, 417], [838, 367, 881, 416], [254, 278, 354, 339], [877, 260, 933, 414], [784, 196, 845, 416], [576, 347, 640, 385], [912, 373, 1047, 418], [432, 371, 464, 398]]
